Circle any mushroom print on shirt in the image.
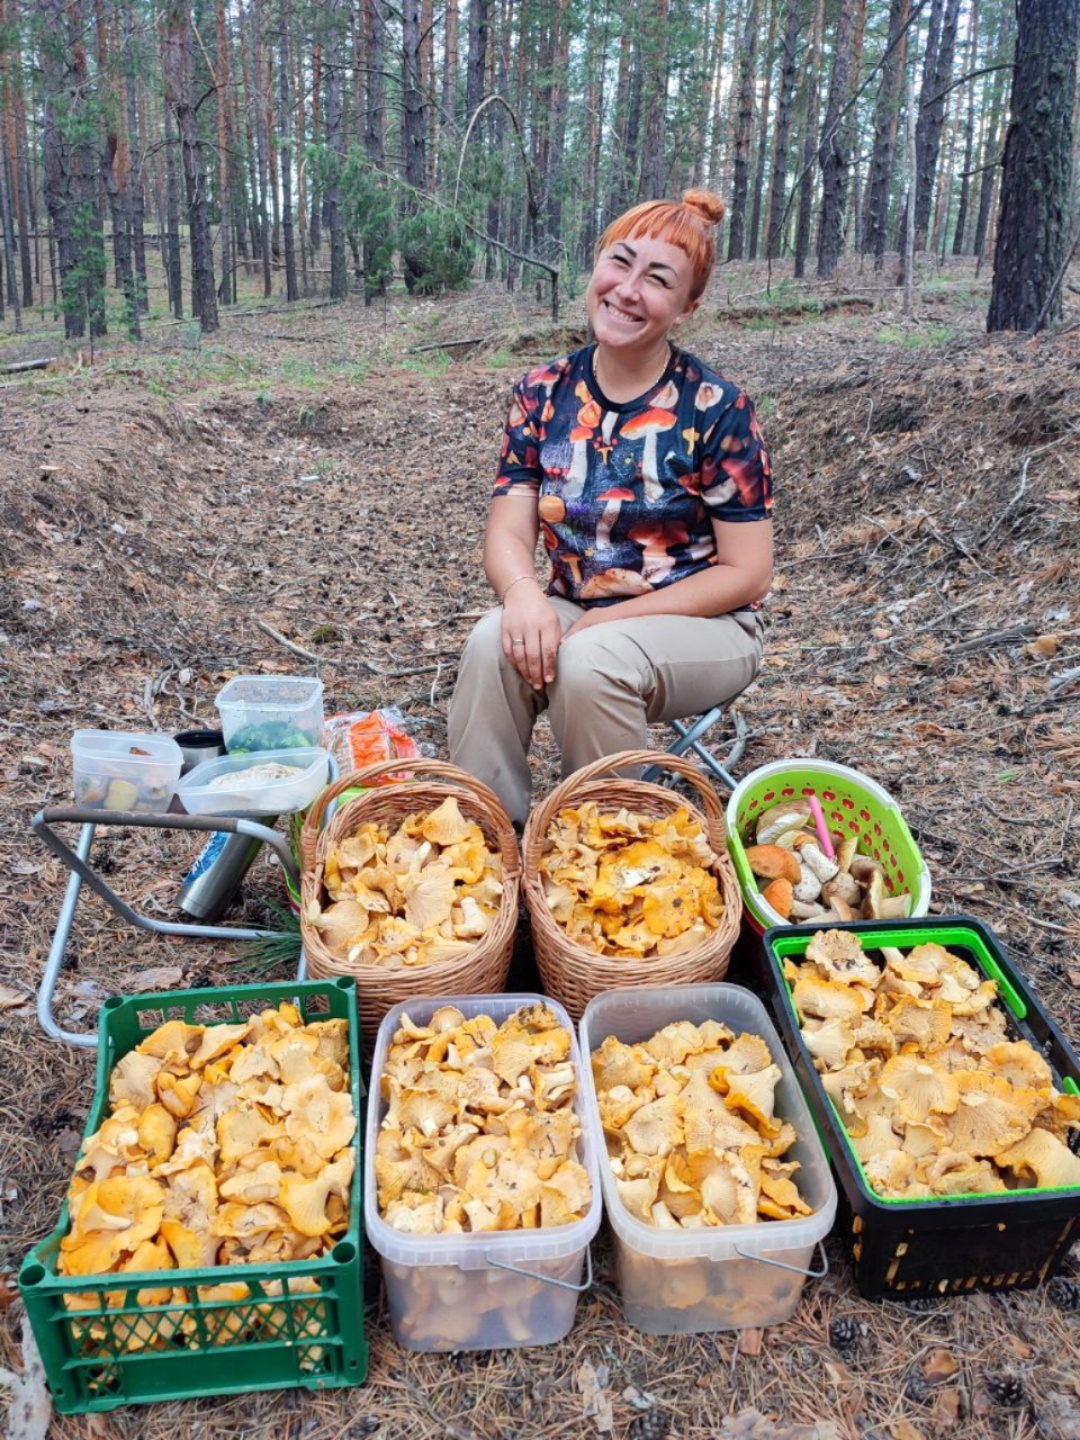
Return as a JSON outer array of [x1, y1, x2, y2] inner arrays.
[[494, 346, 773, 606]]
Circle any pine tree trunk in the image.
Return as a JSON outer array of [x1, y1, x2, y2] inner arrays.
[[765, 0, 800, 260], [987, 0, 1079, 331], [363, 0, 385, 167], [639, 0, 670, 199], [279, 0, 298, 300], [101, 133, 139, 337], [727, 0, 759, 258], [972, 1, 1011, 265], [544, 0, 571, 239], [705, 0, 728, 187], [748, 0, 778, 259], [913, 0, 960, 250], [309, 39, 322, 249], [0, 107, 20, 329], [864, 0, 908, 268], [816, 0, 858, 279], [443, 0, 459, 135], [603, 26, 635, 225], [792, 0, 823, 276], [466, 0, 490, 118], [324, 0, 347, 299], [163, 0, 218, 331], [164, 103, 183, 318], [580, 0, 609, 264], [402, 0, 427, 192]]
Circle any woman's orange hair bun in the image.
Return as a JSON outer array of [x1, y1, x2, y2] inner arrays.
[[682, 190, 726, 226]]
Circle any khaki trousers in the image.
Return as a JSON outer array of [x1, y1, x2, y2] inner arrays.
[[447, 597, 762, 827]]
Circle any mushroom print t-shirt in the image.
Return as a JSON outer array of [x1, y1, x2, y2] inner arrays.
[[493, 345, 773, 606]]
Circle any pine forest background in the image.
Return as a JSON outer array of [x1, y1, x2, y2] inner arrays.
[[0, 0, 1077, 346]]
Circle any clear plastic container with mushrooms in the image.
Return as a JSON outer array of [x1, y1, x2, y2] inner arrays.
[[744, 796, 913, 926]]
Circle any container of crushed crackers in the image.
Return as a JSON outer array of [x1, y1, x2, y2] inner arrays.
[[363, 993, 603, 1351], [300, 762, 520, 1039], [522, 750, 742, 1020], [579, 984, 836, 1335]]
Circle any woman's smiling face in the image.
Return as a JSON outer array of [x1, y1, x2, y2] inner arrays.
[[586, 235, 698, 354]]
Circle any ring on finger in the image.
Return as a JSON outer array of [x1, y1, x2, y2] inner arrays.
[[511, 638, 525, 647]]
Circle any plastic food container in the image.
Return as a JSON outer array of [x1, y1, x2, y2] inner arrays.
[[364, 993, 603, 1352], [19, 977, 367, 1414], [215, 675, 325, 752], [726, 759, 931, 935], [177, 747, 330, 816], [762, 916, 1080, 1299], [579, 983, 837, 1335], [71, 731, 183, 814]]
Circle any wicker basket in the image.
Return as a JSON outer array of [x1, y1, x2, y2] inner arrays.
[[522, 750, 742, 1020], [300, 760, 520, 1039]]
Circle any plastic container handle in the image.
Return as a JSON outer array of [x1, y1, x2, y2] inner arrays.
[[482, 1244, 593, 1293], [732, 1238, 829, 1279]]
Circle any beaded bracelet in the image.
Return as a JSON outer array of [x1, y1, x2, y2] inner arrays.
[[499, 574, 536, 604]]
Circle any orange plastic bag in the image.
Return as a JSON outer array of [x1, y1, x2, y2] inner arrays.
[[324, 709, 420, 784]]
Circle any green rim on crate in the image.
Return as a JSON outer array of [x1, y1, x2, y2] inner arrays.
[[767, 922, 1080, 1204], [18, 978, 367, 1414], [726, 759, 931, 932]]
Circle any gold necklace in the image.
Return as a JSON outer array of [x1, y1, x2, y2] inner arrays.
[[593, 345, 670, 400]]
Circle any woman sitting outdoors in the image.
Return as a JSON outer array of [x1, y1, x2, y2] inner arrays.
[[448, 190, 774, 828]]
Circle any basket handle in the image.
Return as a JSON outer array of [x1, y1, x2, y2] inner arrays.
[[538, 749, 728, 850], [299, 761, 520, 872]]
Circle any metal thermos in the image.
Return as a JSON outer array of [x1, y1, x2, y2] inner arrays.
[[178, 820, 276, 922]]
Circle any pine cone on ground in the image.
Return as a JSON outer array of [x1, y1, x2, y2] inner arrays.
[[902, 1296, 943, 1312], [983, 1372, 1028, 1409], [903, 1369, 932, 1406], [629, 1409, 673, 1440], [829, 1315, 862, 1350], [1048, 1276, 1080, 1311]]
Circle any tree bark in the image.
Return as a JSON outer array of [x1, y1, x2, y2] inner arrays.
[[972, 0, 1011, 265], [402, 0, 427, 192], [766, 0, 801, 259], [363, 0, 385, 167], [163, 0, 218, 331], [864, 0, 909, 268], [748, 0, 779, 259], [323, 0, 347, 299], [816, 0, 858, 279], [466, 0, 490, 118], [951, 0, 978, 254], [638, 0, 670, 199], [163, 100, 183, 318], [278, 0, 298, 300], [987, 0, 1080, 331], [792, 0, 824, 276], [913, 0, 960, 250], [728, 0, 760, 258]]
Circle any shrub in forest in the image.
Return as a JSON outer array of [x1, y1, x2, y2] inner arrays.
[[399, 207, 474, 296]]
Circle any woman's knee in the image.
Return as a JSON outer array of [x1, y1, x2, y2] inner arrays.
[[459, 608, 506, 675], [554, 629, 650, 703]]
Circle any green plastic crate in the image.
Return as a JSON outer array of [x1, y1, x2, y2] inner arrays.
[[19, 978, 368, 1414], [763, 917, 1080, 1297], [725, 759, 931, 934]]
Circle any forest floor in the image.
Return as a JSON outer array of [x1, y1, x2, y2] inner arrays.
[[1, 254, 1079, 1440]]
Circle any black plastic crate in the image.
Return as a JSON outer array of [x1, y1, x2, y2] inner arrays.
[[762, 915, 1080, 1299]]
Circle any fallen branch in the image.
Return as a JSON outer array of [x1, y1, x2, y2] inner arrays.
[[1, 357, 56, 374], [408, 336, 490, 353], [255, 619, 319, 663], [1049, 665, 1080, 693], [949, 624, 1039, 657], [360, 657, 456, 679]]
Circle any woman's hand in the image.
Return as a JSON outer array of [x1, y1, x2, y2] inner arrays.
[[502, 585, 562, 689]]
